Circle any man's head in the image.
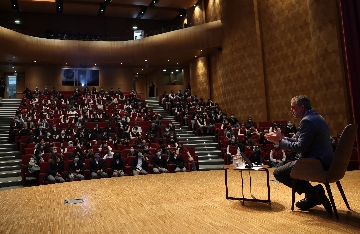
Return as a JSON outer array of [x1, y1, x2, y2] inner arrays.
[[290, 95, 311, 119]]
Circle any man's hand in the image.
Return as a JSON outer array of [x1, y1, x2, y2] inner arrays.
[[265, 130, 283, 144], [76, 169, 80, 173]]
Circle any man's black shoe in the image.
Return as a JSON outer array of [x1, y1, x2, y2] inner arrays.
[[295, 197, 320, 210], [314, 184, 333, 214]]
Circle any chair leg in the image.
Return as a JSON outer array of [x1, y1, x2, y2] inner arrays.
[[324, 183, 338, 219], [291, 179, 297, 211], [336, 181, 351, 210]]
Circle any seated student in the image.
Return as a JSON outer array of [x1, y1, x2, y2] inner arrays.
[[68, 154, 85, 182], [152, 149, 168, 174], [28, 150, 44, 183], [168, 151, 186, 172], [111, 153, 124, 177], [226, 137, 240, 164], [47, 154, 65, 184], [103, 146, 114, 159], [269, 144, 286, 168], [90, 152, 108, 179], [250, 146, 263, 165], [176, 143, 196, 171], [131, 152, 149, 176]]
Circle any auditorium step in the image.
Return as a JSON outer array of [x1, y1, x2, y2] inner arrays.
[[145, 97, 224, 171], [0, 98, 23, 190]]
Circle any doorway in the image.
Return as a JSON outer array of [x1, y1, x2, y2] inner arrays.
[[7, 76, 17, 98]]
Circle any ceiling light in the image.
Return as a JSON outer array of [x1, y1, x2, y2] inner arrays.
[[145, 59, 147, 61], [177, 63, 178, 64], [34, 61, 36, 62], [142, 69, 143, 70], [14, 20, 20, 24], [163, 69, 166, 71], [12, 67, 14, 69], [168, 60, 170, 61], [121, 63, 123, 64], [176, 70, 179, 72], [195, 56, 197, 57], [66, 63, 67, 64], [171, 72, 174, 74], [137, 72, 138, 74], [95, 64, 96, 65], [180, 15, 182, 17], [15, 71, 16, 72], [133, 26, 137, 29], [201, 49, 203, 51]]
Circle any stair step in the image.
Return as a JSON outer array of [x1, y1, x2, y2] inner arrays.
[[0, 159, 21, 167], [0, 170, 21, 178], [0, 177, 22, 187]]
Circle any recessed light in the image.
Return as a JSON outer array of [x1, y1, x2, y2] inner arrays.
[[171, 72, 174, 74], [145, 59, 147, 61], [15, 71, 16, 72], [34, 61, 36, 62], [66, 63, 67, 65], [14, 20, 20, 24], [137, 72, 138, 74], [168, 60, 170, 61], [142, 69, 143, 70], [177, 63, 178, 64], [95, 64, 96, 65], [163, 69, 166, 71], [133, 26, 137, 29], [180, 15, 182, 16], [195, 56, 197, 57], [121, 63, 123, 64], [201, 49, 203, 51], [176, 70, 179, 72], [12, 67, 14, 69]]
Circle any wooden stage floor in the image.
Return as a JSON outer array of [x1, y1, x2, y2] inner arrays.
[[0, 169, 360, 234]]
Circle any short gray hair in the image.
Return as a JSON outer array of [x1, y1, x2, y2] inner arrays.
[[291, 95, 312, 110]]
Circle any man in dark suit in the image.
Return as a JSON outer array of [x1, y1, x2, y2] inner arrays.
[[90, 152, 108, 179], [265, 95, 333, 213]]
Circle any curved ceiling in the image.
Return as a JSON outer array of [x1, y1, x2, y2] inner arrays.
[[0, 0, 199, 20]]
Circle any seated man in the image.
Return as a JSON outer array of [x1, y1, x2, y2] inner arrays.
[[265, 95, 332, 213], [111, 153, 124, 177], [168, 151, 186, 172], [152, 149, 168, 174], [131, 152, 149, 175], [269, 144, 286, 168], [90, 152, 108, 179], [68, 155, 85, 182], [47, 153, 65, 184], [176, 143, 196, 171]]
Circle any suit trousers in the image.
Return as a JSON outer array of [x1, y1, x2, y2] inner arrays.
[[273, 161, 315, 197]]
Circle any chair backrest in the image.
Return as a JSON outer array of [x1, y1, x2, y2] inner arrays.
[[327, 124, 358, 183]]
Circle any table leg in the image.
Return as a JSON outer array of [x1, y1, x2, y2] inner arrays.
[[240, 170, 244, 206], [224, 169, 229, 199]]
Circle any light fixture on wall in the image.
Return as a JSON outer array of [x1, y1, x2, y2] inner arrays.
[[149, 0, 159, 7], [11, 0, 20, 12], [56, 0, 63, 13], [136, 6, 147, 19], [98, 2, 107, 16]]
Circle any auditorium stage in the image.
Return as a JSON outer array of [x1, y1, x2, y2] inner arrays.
[[0, 170, 359, 233]]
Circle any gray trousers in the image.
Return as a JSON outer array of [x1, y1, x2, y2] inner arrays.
[[133, 169, 148, 175], [91, 171, 108, 179], [113, 171, 124, 177], [175, 167, 187, 172], [153, 167, 168, 174], [48, 175, 65, 184], [68, 173, 84, 182]]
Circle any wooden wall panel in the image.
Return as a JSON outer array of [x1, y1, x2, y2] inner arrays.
[[306, 0, 350, 133], [203, 0, 267, 122], [190, 57, 210, 100]]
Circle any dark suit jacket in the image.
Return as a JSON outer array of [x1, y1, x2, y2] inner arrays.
[[68, 160, 85, 175], [47, 161, 64, 176], [152, 155, 167, 168], [131, 157, 149, 170], [90, 159, 107, 173], [111, 158, 124, 171], [279, 109, 334, 170]]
